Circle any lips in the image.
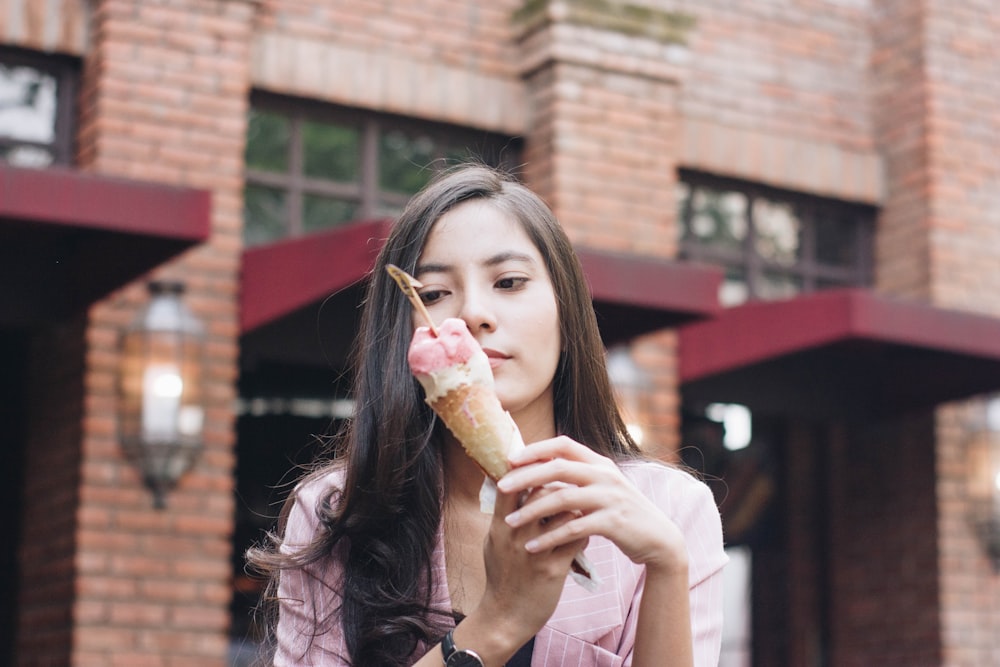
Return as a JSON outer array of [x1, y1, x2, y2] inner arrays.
[[481, 348, 510, 369]]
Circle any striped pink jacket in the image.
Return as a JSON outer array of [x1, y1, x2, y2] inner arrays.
[[275, 461, 727, 666]]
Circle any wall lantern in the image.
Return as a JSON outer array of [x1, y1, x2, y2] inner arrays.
[[967, 394, 1000, 571], [118, 280, 206, 508]]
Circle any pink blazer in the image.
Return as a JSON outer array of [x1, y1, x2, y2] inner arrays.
[[276, 461, 727, 666]]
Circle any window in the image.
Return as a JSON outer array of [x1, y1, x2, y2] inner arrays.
[[677, 172, 875, 306], [243, 94, 521, 246], [0, 47, 77, 167]]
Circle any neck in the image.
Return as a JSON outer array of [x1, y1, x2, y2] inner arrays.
[[442, 436, 488, 505], [509, 394, 557, 445]]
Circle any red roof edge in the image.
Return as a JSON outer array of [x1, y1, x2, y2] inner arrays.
[[0, 163, 210, 241], [240, 219, 393, 333], [679, 288, 1000, 384], [576, 249, 722, 318]]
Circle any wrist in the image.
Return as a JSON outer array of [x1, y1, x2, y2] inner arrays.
[[451, 611, 528, 667], [442, 629, 484, 666]]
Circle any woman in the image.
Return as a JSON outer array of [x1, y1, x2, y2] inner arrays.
[[249, 164, 727, 666]]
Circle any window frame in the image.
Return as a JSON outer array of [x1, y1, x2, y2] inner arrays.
[[244, 92, 521, 242], [677, 170, 875, 302], [0, 45, 78, 166]]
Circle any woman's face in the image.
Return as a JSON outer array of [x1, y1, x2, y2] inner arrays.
[[414, 199, 562, 437]]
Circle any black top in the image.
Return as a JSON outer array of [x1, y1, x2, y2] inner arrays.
[[505, 637, 535, 667], [450, 611, 535, 666]]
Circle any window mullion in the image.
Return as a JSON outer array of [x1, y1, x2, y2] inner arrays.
[[287, 116, 304, 236], [800, 202, 817, 293], [745, 195, 760, 299], [360, 121, 379, 219]]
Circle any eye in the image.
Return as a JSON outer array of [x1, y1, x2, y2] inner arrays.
[[495, 276, 529, 291], [418, 289, 448, 305]]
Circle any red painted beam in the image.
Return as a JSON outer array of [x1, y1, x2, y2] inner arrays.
[[0, 164, 210, 241], [239, 219, 392, 333]]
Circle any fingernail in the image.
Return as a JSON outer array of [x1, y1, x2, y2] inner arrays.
[[496, 478, 512, 491], [524, 539, 540, 553], [505, 511, 521, 526]]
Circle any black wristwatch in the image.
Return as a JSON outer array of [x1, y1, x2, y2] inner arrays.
[[442, 629, 485, 667]]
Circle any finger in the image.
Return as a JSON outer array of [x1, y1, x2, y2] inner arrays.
[[492, 486, 522, 519], [524, 513, 602, 554], [505, 485, 596, 528], [498, 457, 615, 495], [509, 435, 604, 467]]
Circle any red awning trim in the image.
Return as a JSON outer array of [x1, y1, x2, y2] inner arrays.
[[0, 164, 211, 328], [0, 164, 209, 241], [238, 220, 723, 345], [576, 249, 722, 321], [239, 219, 393, 333], [679, 288, 1000, 418]]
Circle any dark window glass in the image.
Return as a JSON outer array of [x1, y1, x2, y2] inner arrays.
[[379, 129, 437, 195], [815, 210, 860, 267], [245, 110, 290, 173], [243, 185, 287, 246], [302, 120, 359, 181], [302, 194, 357, 233], [679, 172, 874, 305]]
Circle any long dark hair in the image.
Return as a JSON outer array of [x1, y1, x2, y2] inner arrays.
[[248, 164, 640, 665]]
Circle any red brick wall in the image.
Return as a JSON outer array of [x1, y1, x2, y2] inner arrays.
[[45, 1, 255, 665], [677, 0, 874, 153], [255, 0, 523, 81], [926, 0, 1000, 649], [827, 416, 943, 666], [870, 0, 932, 299], [16, 317, 87, 667]]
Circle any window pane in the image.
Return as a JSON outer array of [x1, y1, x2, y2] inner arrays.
[[0, 63, 57, 143], [816, 211, 859, 267], [303, 194, 358, 233], [303, 120, 360, 181], [375, 198, 407, 220], [245, 110, 289, 172], [684, 188, 748, 253], [757, 271, 802, 301], [720, 267, 749, 307], [2, 144, 53, 167], [753, 198, 801, 266], [243, 185, 286, 246], [379, 129, 436, 195]]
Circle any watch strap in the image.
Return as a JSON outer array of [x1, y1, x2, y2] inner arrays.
[[442, 629, 485, 667]]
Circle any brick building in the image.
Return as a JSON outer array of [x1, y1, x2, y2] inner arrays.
[[1, 0, 999, 665]]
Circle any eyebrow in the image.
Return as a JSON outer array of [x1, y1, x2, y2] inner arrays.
[[415, 251, 537, 278]]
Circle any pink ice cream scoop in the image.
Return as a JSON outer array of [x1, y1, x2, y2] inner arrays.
[[408, 318, 484, 374]]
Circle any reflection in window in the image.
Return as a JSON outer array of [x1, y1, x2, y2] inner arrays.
[[303, 120, 359, 181], [0, 49, 77, 167], [243, 185, 286, 246], [245, 110, 289, 173], [678, 173, 874, 305], [243, 94, 519, 246], [752, 199, 800, 267]]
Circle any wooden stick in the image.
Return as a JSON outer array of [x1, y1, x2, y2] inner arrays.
[[386, 264, 439, 336]]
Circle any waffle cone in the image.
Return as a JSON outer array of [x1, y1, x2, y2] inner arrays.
[[429, 383, 519, 481]]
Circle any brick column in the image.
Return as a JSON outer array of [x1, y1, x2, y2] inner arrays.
[[16, 317, 88, 666], [919, 1, 1000, 664], [513, 0, 694, 458], [27, 1, 257, 665], [871, 0, 1000, 663]]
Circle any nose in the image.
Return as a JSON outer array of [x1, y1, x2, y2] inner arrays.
[[458, 287, 497, 333]]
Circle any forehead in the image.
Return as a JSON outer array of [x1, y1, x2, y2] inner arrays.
[[419, 199, 541, 262]]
